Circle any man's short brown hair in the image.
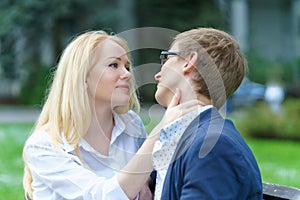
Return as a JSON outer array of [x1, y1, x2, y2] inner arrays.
[[173, 28, 247, 108]]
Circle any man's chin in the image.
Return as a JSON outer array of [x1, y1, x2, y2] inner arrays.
[[155, 92, 168, 108]]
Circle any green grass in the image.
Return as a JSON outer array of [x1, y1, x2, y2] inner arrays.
[[0, 123, 300, 199], [0, 123, 33, 200], [246, 137, 300, 188]]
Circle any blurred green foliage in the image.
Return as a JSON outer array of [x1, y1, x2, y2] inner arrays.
[[0, 0, 121, 103], [231, 98, 300, 140], [19, 65, 53, 105], [136, 0, 224, 31], [1, 0, 299, 104], [0, 0, 225, 104]]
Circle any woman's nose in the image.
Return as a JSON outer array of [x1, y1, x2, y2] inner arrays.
[[120, 67, 132, 80]]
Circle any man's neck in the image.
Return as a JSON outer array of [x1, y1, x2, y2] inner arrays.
[[179, 84, 212, 106]]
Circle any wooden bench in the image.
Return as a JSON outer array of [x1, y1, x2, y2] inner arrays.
[[25, 182, 300, 200], [263, 182, 300, 200]]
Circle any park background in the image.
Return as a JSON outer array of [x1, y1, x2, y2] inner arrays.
[[0, 0, 300, 199]]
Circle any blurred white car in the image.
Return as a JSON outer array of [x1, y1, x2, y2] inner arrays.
[[227, 77, 266, 111]]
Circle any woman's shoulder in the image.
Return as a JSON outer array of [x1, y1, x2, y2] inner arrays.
[[25, 128, 52, 148], [117, 110, 147, 137], [116, 110, 144, 125], [119, 110, 141, 119]]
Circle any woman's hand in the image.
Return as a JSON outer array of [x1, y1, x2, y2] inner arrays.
[[150, 88, 204, 135], [137, 180, 153, 200]]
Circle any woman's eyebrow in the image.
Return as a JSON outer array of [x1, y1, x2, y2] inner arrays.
[[107, 56, 120, 59], [107, 57, 130, 65]]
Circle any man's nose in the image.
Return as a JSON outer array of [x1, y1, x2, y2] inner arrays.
[[154, 72, 161, 81]]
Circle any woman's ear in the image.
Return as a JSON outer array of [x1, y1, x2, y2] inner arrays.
[[183, 51, 198, 74]]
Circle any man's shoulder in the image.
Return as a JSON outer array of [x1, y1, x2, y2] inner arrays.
[[175, 114, 247, 160]]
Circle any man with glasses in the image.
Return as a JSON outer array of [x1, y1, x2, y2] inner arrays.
[[152, 28, 262, 200]]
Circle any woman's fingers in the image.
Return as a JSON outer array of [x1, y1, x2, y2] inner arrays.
[[167, 88, 206, 110], [159, 88, 207, 127], [171, 100, 202, 117], [179, 103, 202, 116], [168, 88, 181, 107], [179, 99, 205, 109]]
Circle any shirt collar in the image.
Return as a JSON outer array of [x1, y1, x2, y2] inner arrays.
[[159, 105, 213, 142], [60, 112, 126, 153], [110, 112, 126, 144], [61, 133, 76, 153]]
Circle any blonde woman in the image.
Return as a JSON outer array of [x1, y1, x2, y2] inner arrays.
[[23, 31, 200, 200]]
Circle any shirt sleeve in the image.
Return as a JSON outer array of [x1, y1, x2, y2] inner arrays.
[[25, 143, 129, 200]]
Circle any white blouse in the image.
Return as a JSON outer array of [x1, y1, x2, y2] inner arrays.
[[24, 110, 147, 200]]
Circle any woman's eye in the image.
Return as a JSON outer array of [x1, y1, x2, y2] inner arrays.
[[125, 65, 130, 71], [108, 63, 118, 68]]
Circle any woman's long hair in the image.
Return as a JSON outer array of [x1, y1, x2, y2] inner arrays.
[[23, 31, 140, 198]]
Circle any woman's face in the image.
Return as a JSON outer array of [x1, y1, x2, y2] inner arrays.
[[86, 39, 132, 110]]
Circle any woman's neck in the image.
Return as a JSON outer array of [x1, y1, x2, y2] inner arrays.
[[84, 105, 115, 155]]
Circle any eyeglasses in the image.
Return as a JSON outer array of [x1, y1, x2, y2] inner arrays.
[[160, 51, 179, 66]]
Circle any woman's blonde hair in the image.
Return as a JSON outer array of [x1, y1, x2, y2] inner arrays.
[[23, 30, 140, 198], [173, 28, 247, 109]]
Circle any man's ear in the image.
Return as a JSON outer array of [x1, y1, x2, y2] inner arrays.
[[183, 51, 198, 74]]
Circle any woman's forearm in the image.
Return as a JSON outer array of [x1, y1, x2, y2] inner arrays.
[[117, 127, 160, 199]]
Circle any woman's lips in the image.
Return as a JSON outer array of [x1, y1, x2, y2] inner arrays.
[[116, 84, 130, 92]]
